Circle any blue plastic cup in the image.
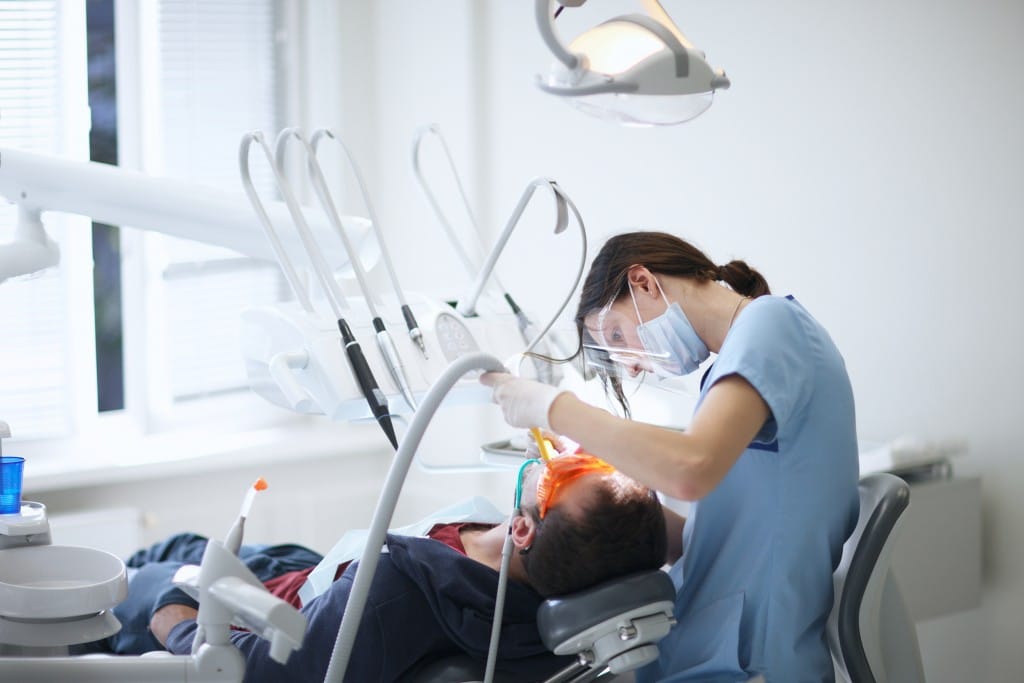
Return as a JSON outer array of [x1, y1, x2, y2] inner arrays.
[[0, 456, 25, 514]]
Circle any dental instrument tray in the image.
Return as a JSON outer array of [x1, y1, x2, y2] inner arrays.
[[479, 437, 529, 467]]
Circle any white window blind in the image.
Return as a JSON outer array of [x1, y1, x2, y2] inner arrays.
[[138, 0, 290, 403], [0, 1, 90, 439]]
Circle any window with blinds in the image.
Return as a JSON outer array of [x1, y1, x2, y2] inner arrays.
[[1, 0, 299, 447], [133, 0, 292, 405], [0, 1, 90, 440], [0, 273, 71, 437]]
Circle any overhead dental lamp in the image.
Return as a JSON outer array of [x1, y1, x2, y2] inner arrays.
[[535, 0, 730, 126]]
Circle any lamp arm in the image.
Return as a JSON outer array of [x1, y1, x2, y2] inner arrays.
[[535, 0, 581, 71], [640, 0, 696, 49]]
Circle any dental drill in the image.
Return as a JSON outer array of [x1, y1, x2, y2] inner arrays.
[[305, 129, 421, 412], [240, 132, 399, 449], [312, 129, 427, 359]]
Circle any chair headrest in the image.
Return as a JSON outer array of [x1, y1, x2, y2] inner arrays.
[[537, 570, 675, 652]]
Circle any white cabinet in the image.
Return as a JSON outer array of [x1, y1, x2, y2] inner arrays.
[[891, 476, 982, 621]]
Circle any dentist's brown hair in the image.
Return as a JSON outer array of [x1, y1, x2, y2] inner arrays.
[[574, 231, 770, 414]]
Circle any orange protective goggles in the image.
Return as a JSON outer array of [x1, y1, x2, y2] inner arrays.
[[536, 453, 616, 519]]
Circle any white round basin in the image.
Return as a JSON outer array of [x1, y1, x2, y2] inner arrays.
[[0, 545, 127, 619]]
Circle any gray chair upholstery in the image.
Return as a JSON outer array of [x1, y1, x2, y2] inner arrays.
[[407, 570, 675, 683], [828, 472, 926, 683]]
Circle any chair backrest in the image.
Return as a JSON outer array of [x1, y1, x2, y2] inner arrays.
[[828, 472, 925, 683]]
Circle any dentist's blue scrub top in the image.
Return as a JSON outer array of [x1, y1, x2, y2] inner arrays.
[[637, 295, 859, 683]]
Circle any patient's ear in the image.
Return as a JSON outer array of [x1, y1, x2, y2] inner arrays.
[[511, 513, 537, 551]]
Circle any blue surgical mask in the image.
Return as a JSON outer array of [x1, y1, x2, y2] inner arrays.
[[630, 279, 709, 378]]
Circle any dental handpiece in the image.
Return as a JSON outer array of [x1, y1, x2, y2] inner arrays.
[[504, 293, 554, 384], [256, 129, 399, 450], [301, 129, 420, 410], [401, 305, 426, 357], [373, 316, 418, 412], [313, 128, 428, 359], [338, 319, 398, 450]]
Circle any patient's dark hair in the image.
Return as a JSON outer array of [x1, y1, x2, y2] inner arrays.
[[522, 472, 666, 597]]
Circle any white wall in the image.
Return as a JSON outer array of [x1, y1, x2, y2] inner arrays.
[[329, 2, 1023, 682]]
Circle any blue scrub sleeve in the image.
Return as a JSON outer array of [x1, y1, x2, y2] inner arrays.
[[706, 298, 816, 441]]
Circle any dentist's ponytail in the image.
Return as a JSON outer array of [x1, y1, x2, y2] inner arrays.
[[716, 259, 770, 298]]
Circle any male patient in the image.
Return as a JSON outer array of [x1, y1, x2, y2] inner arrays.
[[86, 455, 666, 682]]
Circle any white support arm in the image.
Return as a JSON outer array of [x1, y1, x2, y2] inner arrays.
[[456, 177, 570, 318], [0, 147, 370, 282]]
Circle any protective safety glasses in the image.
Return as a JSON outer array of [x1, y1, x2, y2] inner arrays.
[[582, 341, 673, 376], [582, 292, 673, 377], [535, 453, 616, 519]]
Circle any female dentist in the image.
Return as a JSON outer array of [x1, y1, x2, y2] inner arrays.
[[481, 231, 859, 683]]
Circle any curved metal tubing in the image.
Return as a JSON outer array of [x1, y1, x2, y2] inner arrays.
[[289, 129, 419, 411], [455, 178, 588, 359], [310, 129, 426, 357], [238, 132, 314, 313]]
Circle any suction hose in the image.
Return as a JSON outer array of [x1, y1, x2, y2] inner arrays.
[[323, 352, 506, 683]]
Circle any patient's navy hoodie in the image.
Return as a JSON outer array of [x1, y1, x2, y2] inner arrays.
[[165, 533, 572, 682]]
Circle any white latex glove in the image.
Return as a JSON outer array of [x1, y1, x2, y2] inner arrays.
[[480, 372, 566, 431], [524, 430, 568, 460]]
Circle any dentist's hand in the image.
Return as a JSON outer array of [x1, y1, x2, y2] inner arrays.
[[480, 372, 568, 431], [525, 429, 571, 460]]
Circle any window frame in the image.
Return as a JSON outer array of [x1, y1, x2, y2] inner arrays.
[[0, 0, 94, 444], [118, 0, 309, 433]]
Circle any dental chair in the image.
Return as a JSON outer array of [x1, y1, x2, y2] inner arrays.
[[828, 472, 926, 683], [408, 569, 676, 683]]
